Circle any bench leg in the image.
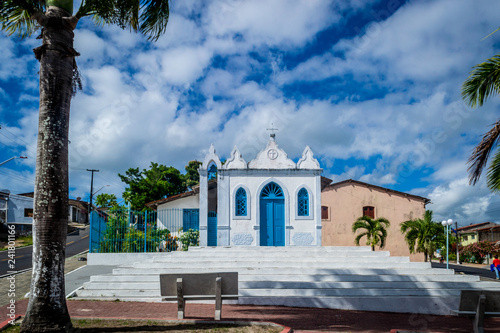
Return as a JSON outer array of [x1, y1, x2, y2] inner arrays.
[[215, 277, 222, 321], [473, 294, 486, 333], [177, 278, 185, 320]]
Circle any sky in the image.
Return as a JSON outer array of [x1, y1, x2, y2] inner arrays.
[[0, 0, 499, 226]]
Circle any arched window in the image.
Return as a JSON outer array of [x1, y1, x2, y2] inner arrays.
[[298, 188, 309, 216], [235, 187, 247, 216]]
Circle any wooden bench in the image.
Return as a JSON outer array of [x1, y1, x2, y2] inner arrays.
[[454, 290, 500, 333], [159, 272, 238, 320]]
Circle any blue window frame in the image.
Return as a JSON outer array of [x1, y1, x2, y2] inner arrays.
[[236, 187, 247, 216], [298, 188, 309, 216]]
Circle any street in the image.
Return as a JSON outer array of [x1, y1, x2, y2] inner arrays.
[[431, 261, 499, 280], [0, 225, 89, 277]]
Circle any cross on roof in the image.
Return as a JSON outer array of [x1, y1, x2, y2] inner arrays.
[[266, 123, 278, 139]]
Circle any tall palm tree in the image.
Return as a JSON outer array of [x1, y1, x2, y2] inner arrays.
[[400, 210, 443, 262], [352, 215, 390, 251], [462, 54, 500, 193], [0, 1, 170, 332]]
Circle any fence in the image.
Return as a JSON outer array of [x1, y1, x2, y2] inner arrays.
[[89, 208, 200, 253]]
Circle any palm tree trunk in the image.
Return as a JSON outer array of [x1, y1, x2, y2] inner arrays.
[[21, 5, 75, 333]]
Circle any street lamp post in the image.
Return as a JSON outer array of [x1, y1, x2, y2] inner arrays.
[[441, 219, 454, 269]]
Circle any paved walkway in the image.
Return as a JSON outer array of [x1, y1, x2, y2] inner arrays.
[[2, 298, 500, 332]]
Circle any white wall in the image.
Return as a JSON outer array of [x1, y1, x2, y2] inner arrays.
[[221, 169, 321, 246], [7, 194, 33, 225]]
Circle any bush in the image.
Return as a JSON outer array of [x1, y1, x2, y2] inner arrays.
[[460, 241, 493, 264], [180, 229, 199, 251]]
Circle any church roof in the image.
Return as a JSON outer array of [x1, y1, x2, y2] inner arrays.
[[323, 179, 430, 204]]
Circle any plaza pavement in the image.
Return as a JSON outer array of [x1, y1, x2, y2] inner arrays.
[[2, 252, 500, 332]]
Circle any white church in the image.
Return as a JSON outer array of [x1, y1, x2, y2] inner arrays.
[[148, 133, 323, 247]]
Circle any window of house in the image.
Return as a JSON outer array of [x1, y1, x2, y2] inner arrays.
[[235, 187, 247, 216], [363, 206, 375, 219], [24, 208, 33, 218], [463, 235, 468, 241], [298, 188, 309, 216], [471, 235, 475, 240], [321, 206, 329, 220]]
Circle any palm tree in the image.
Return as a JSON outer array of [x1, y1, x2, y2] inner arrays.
[[0, 1, 170, 332], [400, 210, 443, 262], [352, 215, 390, 251], [461, 54, 500, 193]]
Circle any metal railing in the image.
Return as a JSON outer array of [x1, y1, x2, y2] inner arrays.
[[89, 208, 200, 253]]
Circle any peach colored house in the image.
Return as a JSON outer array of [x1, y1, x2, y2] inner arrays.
[[321, 179, 430, 262]]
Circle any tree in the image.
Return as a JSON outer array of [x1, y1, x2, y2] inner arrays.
[[0, 1, 170, 331], [352, 215, 391, 251], [400, 210, 444, 262], [462, 54, 500, 193], [119, 162, 186, 211], [95, 193, 118, 208], [184, 160, 202, 188]]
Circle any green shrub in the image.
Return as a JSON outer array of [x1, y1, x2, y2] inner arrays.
[[180, 229, 199, 251]]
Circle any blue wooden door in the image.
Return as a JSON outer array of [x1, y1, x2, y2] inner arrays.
[[273, 201, 285, 246], [183, 209, 199, 231], [207, 211, 217, 246], [259, 182, 285, 246]]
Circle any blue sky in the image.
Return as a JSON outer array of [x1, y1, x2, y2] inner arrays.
[[1, 0, 500, 225]]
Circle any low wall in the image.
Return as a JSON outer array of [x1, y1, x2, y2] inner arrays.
[[87, 252, 168, 266]]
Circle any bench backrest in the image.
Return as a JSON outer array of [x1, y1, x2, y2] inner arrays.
[[160, 272, 238, 296], [459, 290, 500, 312]]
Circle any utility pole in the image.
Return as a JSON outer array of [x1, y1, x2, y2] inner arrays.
[[87, 169, 99, 224], [455, 221, 460, 264]]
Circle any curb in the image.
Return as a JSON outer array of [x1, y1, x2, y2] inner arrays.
[[0, 316, 291, 332], [0, 315, 21, 332]]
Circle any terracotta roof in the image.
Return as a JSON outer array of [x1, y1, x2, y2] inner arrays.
[[145, 180, 217, 210], [323, 179, 431, 204], [456, 222, 495, 232], [476, 224, 500, 232]]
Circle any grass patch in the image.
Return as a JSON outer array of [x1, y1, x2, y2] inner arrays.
[[0, 236, 33, 251], [3, 319, 283, 332]]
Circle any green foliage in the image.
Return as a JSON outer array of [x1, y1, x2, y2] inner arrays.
[[461, 53, 500, 190], [460, 241, 493, 264], [95, 193, 118, 208], [1, 1, 170, 41], [119, 162, 186, 211], [184, 160, 202, 188], [179, 228, 199, 251], [352, 216, 390, 251], [400, 210, 443, 262]]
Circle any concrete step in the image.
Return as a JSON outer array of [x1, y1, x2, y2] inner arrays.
[[130, 261, 426, 270], [76, 247, 499, 315], [111, 267, 447, 276], [90, 272, 480, 283], [82, 280, 498, 292], [150, 256, 404, 263]]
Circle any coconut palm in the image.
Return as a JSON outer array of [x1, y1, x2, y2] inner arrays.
[[461, 54, 500, 193], [400, 210, 443, 262], [0, 1, 170, 332], [352, 215, 390, 251]]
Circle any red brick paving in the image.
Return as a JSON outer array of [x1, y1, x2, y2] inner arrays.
[[2, 299, 500, 332]]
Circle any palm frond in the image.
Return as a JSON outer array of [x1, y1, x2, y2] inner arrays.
[[468, 119, 500, 185], [462, 54, 500, 108], [486, 147, 500, 193], [77, 0, 169, 41], [0, 0, 44, 38]]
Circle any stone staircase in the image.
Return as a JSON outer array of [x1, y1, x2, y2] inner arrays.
[[74, 246, 500, 315]]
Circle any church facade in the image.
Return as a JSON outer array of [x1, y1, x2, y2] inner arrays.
[[198, 136, 323, 247]]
